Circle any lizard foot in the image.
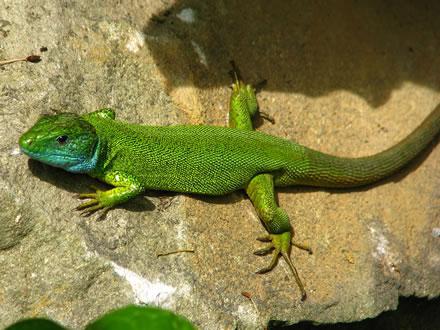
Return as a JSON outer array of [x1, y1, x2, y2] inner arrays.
[[76, 186, 111, 217], [254, 232, 308, 301]]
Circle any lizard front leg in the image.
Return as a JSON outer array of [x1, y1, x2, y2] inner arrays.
[[76, 170, 144, 216]]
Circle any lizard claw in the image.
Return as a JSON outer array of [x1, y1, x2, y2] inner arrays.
[[76, 201, 109, 218], [253, 246, 275, 256], [76, 199, 99, 210], [80, 206, 110, 219], [254, 232, 308, 301], [259, 111, 275, 124], [292, 241, 313, 255], [78, 204, 102, 217], [75, 186, 110, 218], [256, 235, 272, 242], [255, 250, 278, 274], [77, 193, 97, 200], [77, 185, 102, 199]]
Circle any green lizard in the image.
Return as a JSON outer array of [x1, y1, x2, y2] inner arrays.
[[19, 69, 440, 300]]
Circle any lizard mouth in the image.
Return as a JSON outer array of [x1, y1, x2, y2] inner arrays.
[[20, 148, 84, 166]]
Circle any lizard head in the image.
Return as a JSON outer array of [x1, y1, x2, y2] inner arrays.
[[19, 113, 99, 173]]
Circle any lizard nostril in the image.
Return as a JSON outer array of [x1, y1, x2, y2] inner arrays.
[[19, 136, 33, 148]]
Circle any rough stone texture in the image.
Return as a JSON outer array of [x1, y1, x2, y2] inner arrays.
[[1, 0, 439, 329]]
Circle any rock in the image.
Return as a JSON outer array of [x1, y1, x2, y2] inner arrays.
[[1, 0, 439, 329], [0, 185, 35, 250]]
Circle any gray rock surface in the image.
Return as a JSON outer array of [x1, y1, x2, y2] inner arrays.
[[1, 0, 439, 329]]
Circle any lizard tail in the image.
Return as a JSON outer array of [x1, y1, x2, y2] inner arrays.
[[286, 104, 440, 188]]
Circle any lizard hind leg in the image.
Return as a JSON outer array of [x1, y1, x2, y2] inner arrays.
[[227, 63, 309, 300], [246, 173, 308, 301]]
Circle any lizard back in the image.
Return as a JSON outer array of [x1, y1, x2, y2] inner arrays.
[[86, 117, 305, 195]]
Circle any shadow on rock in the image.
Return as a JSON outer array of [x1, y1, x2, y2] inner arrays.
[[143, 0, 440, 108], [270, 296, 440, 330], [27, 159, 155, 213]]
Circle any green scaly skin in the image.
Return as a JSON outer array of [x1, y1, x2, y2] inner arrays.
[[19, 70, 440, 300]]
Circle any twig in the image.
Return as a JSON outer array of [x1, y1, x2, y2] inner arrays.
[[156, 249, 195, 257], [0, 55, 41, 66]]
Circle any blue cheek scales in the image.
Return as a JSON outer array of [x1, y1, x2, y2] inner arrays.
[[66, 139, 100, 173], [47, 135, 100, 173]]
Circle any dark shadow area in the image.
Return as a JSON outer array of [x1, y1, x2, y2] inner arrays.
[[190, 190, 245, 205], [143, 0, 440, 107], [269, 296, 440, 330], [28, 159, 156, 213], [28, 159, 96, 194], [27, 159, 244, 209]]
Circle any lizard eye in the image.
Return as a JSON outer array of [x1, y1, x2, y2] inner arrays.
[[56, 135, 68, 144]]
